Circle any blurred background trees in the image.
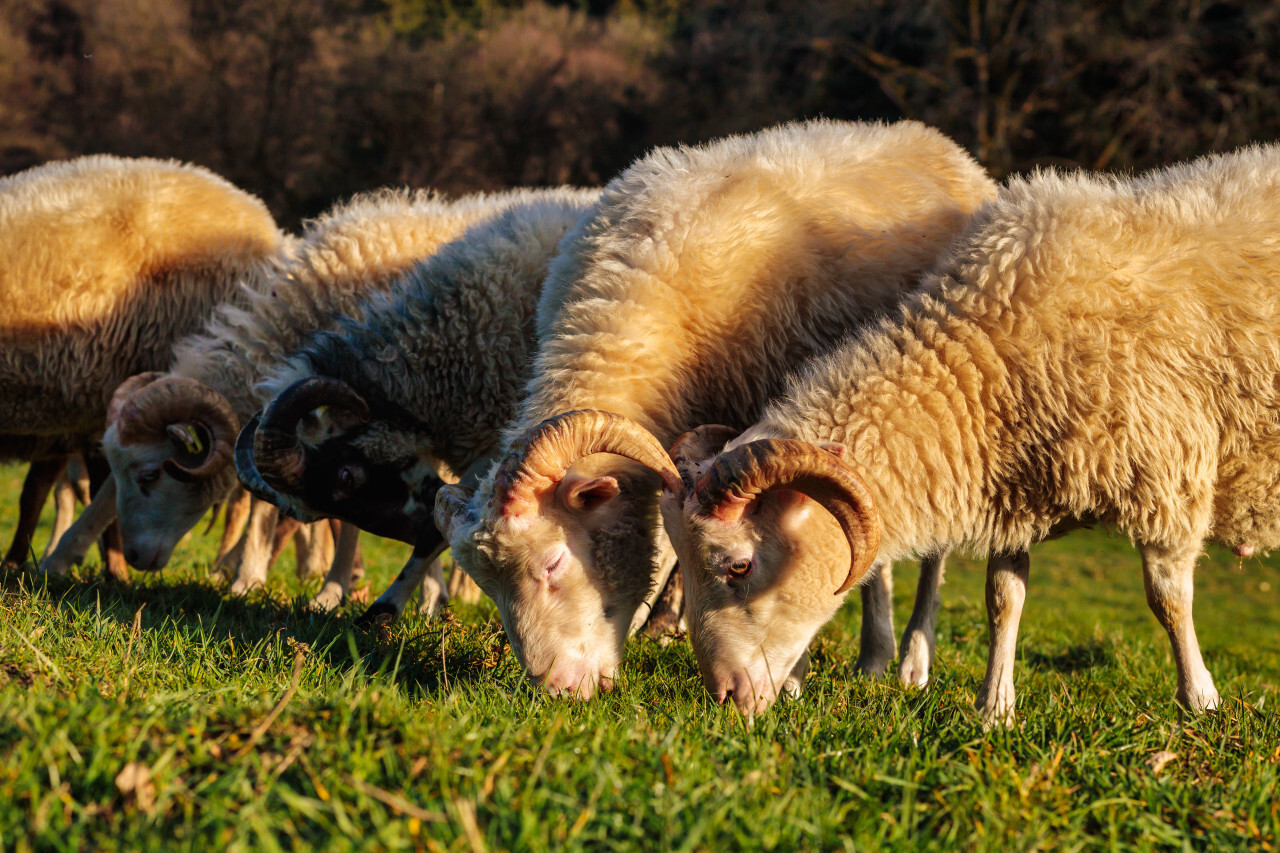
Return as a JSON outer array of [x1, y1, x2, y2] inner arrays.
[[2, 0, 1276, 227]]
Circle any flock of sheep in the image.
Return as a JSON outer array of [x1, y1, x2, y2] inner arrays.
[[3, 118, 1277, 726]]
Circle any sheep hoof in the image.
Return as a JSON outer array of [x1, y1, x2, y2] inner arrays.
[[896, 634, 933, 689], [355, 601, 399, 626], [307, 584, 344, 614], [229, 576, 264, 597]]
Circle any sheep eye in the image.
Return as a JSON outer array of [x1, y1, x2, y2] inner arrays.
[[138, 469, 160, 485], [337, 466, 358, 492], [728, 558, 752, 579]]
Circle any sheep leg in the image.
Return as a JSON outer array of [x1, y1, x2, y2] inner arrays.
[[446, 562, 483, 605], [630, 530, 679, 638], [855, 560, 896, 676], [270, 516, 301, 569], [84, 456, 128, 583], [975, 550, 1030, 727], [358, 536, 448, 624], [294, 521, 333, 580], [641, 569, 685, 641], [43, 461, 79, 559], [214, 486, 252, 570], [308, 521, 361, 613], [897, 551, 948, 688], [1139, 539, 1219, 713], [3, 457, 66, 570], [229, 499, 278, 596], [416, 547, 451, 618], [39, 479, 118, 577]]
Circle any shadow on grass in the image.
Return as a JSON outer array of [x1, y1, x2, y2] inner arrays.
[[0, 566, 511, 697], [1023, 638, 1115, 673]]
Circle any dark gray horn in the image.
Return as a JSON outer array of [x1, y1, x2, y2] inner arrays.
[[254, 377, 370, 493]]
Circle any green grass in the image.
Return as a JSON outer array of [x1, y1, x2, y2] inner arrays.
[[1, 464, 1278, 852]]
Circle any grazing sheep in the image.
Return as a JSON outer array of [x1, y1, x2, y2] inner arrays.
[[659, 144, 1280, 722], [0, 154, 283, 573], [42, 187, 503, 607], [240, 187, 602, 616], [433, 119, 996, 699]]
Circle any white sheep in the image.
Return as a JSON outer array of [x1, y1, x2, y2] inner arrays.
[[42, 187, 506, 609], [240, 187, 602, 618], [433, 119, 997, 699], [659, 144, 1280, 722], [0, 154, 283, 575]]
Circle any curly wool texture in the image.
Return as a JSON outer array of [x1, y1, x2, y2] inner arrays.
[[483, 120, 995, 480], [0, 155, 282, 451], [170, 188, 511, 424], [749, 143, 1280, 560], [262, 187, 603, 477]]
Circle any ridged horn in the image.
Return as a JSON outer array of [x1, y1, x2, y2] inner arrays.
[[112, 376, 239, 483], [434, 483, 477, 541], [491, 410, 681, 519], [235, 413, 286, 504], [668, 425, 741, 501], [693, 439, 881, 595], [254, 377, 370, 492], [106, 372, 163, 427]]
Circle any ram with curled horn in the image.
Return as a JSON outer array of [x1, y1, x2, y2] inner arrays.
[[0, 155, 283, 580], [663, 144, 1280, 724], [436, 119, 997, 701], [44, 185, 512, 606]]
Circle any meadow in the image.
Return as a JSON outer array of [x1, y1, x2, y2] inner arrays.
[[0, 463, 1277, 851]]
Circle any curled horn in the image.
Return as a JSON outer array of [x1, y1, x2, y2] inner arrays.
[[254, 377, 370, 492], [667, 425, 741, 501], [236, 413, 286, 503], [694, 439, 881, 595], [112, 375, 239, 483], [491, 410, 681, 519], [106, 372, 164, 427]]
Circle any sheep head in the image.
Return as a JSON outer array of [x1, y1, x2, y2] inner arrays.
[[102, 372, 240, 571], [239, 376, 440, 541], [435, 410, 681, 699], [658, 429, 881, 717]]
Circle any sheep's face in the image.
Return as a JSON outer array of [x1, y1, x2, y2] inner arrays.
[[661, 483, 850, 716], [438, 455, 661, 698], [281, 415, 439, 544], [104, 423, 236, 572]]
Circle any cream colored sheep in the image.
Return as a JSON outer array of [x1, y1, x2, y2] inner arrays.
[[42, 187, 505, 609], [433, 119, 996, 699], [660, 144, 1280, 723], [0, 154, 283, 573], [240, 187, 602, 618]]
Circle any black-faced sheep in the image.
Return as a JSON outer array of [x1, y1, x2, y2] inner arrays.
[[659, 144, 1280, 722], [0, 154, 283, 574], [433, 120, 996, 699], [238, 188, 602, 617]]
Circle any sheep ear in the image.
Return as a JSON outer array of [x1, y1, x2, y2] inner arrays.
[[560, 475, 620, 512], [819, 443, 847, 460]]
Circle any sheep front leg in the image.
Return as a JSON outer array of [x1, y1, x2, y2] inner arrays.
[[39, 479, 118, 577], [308, 522, 361, 613], [3, 457, 66, 570], [214, 486, 252, 572], [43, 460, 79, 560], [975, 550, 1030, 727], [1139, 540, 1219, 713], [855, 561, 896, 676], [898, 552, 948, 688], [358, 537, 448, 623], [229, 499, 278, 596]]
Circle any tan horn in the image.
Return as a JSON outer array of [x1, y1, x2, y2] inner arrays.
[[106, 372, 164, 429], [113, 377, 238, 482], [668, 425, 741, 502], [694, 439, 881, 595], [491, 410, 681, 520]]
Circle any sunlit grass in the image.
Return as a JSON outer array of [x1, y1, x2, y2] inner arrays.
[[1, 465, 1277, 851]]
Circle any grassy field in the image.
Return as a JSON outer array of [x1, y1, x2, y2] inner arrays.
[[0, 464, 1277, 851]]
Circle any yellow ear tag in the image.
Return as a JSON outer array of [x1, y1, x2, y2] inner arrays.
[[181, 424, 204, 455]]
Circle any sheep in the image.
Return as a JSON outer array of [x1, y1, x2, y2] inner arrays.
[[238, 186, 603, 617], [41, 187, 507, 607], [432, 119, 997, 699], [0, 154, 283, 574], [657, 143, 1280, 723]]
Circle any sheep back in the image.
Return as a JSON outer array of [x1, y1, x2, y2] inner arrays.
[[0, 155, 282, 444]]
